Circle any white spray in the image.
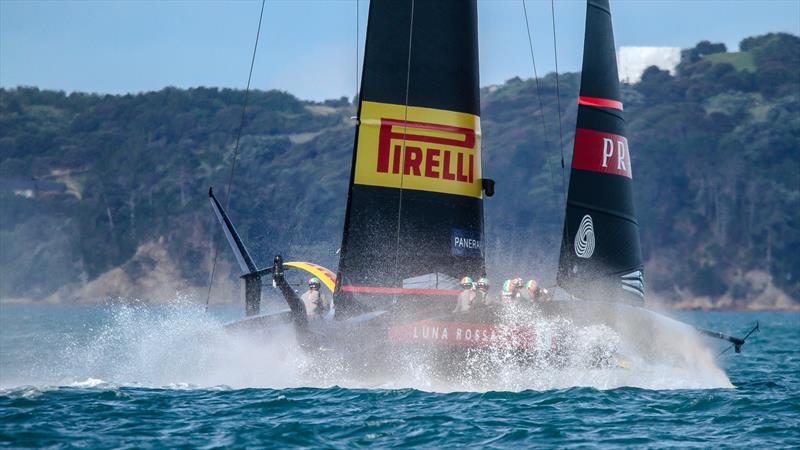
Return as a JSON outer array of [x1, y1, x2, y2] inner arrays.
[[7, 298, 732, 392]]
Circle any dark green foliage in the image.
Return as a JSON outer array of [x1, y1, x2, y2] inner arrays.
[[738, 33, 800, 97], [680, 40, 727, 64], [0, 86, 354, 299], [0, 33, 797, 305], [483, 34, 798, 303]]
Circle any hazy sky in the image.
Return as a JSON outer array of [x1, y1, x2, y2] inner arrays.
[[2, 0, 798, 101]]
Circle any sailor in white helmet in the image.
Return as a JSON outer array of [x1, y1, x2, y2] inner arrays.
[[453, 276, 476, 313], [301, 277, 330, 318], [475, 277, 491, 307], [500, 278, 523, 303]]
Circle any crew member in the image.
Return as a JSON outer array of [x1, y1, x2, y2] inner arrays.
[[526, 279, 552, 302], [301, 277, 330, 318], [475, 277, 491, 306], [526, 279, 540, 301], [453, 276, 476, 313], [500, 279, 521, 302]]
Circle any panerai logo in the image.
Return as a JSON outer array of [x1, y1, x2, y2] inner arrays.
[[452, 228, 481, 257], [574, 214, 595, 259]]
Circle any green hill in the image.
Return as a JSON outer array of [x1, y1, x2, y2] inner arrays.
[[704, 52, 756, 72], [1, 33, 798, 309]]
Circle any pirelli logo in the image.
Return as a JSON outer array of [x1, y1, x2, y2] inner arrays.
[[354, 101, 482, 198]]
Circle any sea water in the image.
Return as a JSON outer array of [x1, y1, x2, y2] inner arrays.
[[0, 303, 797, 448]]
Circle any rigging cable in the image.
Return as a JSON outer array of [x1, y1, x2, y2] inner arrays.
[[356, 0, 360, 100], [394, 0, 416, 305], [522, 0, 558, 201], [550, 0, 567, 203], [549, 0, 571, 283], [205, 0, 267, 312]]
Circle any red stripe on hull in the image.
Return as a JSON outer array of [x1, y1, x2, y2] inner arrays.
[[571, 128, 632, 178], [578, 95, 624, 110], [341, 285, 461, 296]]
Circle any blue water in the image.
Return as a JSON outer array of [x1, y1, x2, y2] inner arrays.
[[1, 304, 798, 448]]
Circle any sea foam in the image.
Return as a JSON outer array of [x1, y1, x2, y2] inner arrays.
[[5, 299, 732, 392]]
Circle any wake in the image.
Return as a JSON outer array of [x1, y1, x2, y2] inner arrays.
[[3, 300, 732, 392]]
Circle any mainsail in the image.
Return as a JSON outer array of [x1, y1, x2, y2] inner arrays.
[[557, 0, 645, 304], [334, 0, 485, 315]]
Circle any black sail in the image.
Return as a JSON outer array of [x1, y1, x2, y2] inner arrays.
[[556, 0, 644, 304], [334, 0, 485, 316]]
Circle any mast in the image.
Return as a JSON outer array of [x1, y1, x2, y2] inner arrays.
[[334, 0, 485, 316], [556, 0, 645, 304]]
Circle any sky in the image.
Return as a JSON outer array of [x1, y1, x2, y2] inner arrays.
[[1, 0, 798, 101]]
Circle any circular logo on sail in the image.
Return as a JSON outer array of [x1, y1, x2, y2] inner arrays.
[[574, 214, 595, 259]]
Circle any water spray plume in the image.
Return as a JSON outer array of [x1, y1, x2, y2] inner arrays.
[[9, 297, 732, 392]]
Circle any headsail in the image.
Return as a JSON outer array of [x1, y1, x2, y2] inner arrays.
[[335, 0, 485, 315], [557, 0, 644, 304]]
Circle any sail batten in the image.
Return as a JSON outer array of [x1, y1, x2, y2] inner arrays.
[[557, 0, 644, 304]]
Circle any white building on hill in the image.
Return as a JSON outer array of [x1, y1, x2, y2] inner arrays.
[[617, 47, 681, 84]]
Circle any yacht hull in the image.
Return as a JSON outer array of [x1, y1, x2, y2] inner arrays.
[[224, 298, 700, 378]]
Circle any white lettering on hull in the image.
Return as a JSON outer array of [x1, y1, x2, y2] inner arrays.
[[390, 321, 552, 351]]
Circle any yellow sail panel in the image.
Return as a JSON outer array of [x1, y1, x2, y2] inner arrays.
[[354, 101, 482, 199], [285, 261, 337, 292]]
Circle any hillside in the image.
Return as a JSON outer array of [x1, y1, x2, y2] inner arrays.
[[1, 33, 798, 309]]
